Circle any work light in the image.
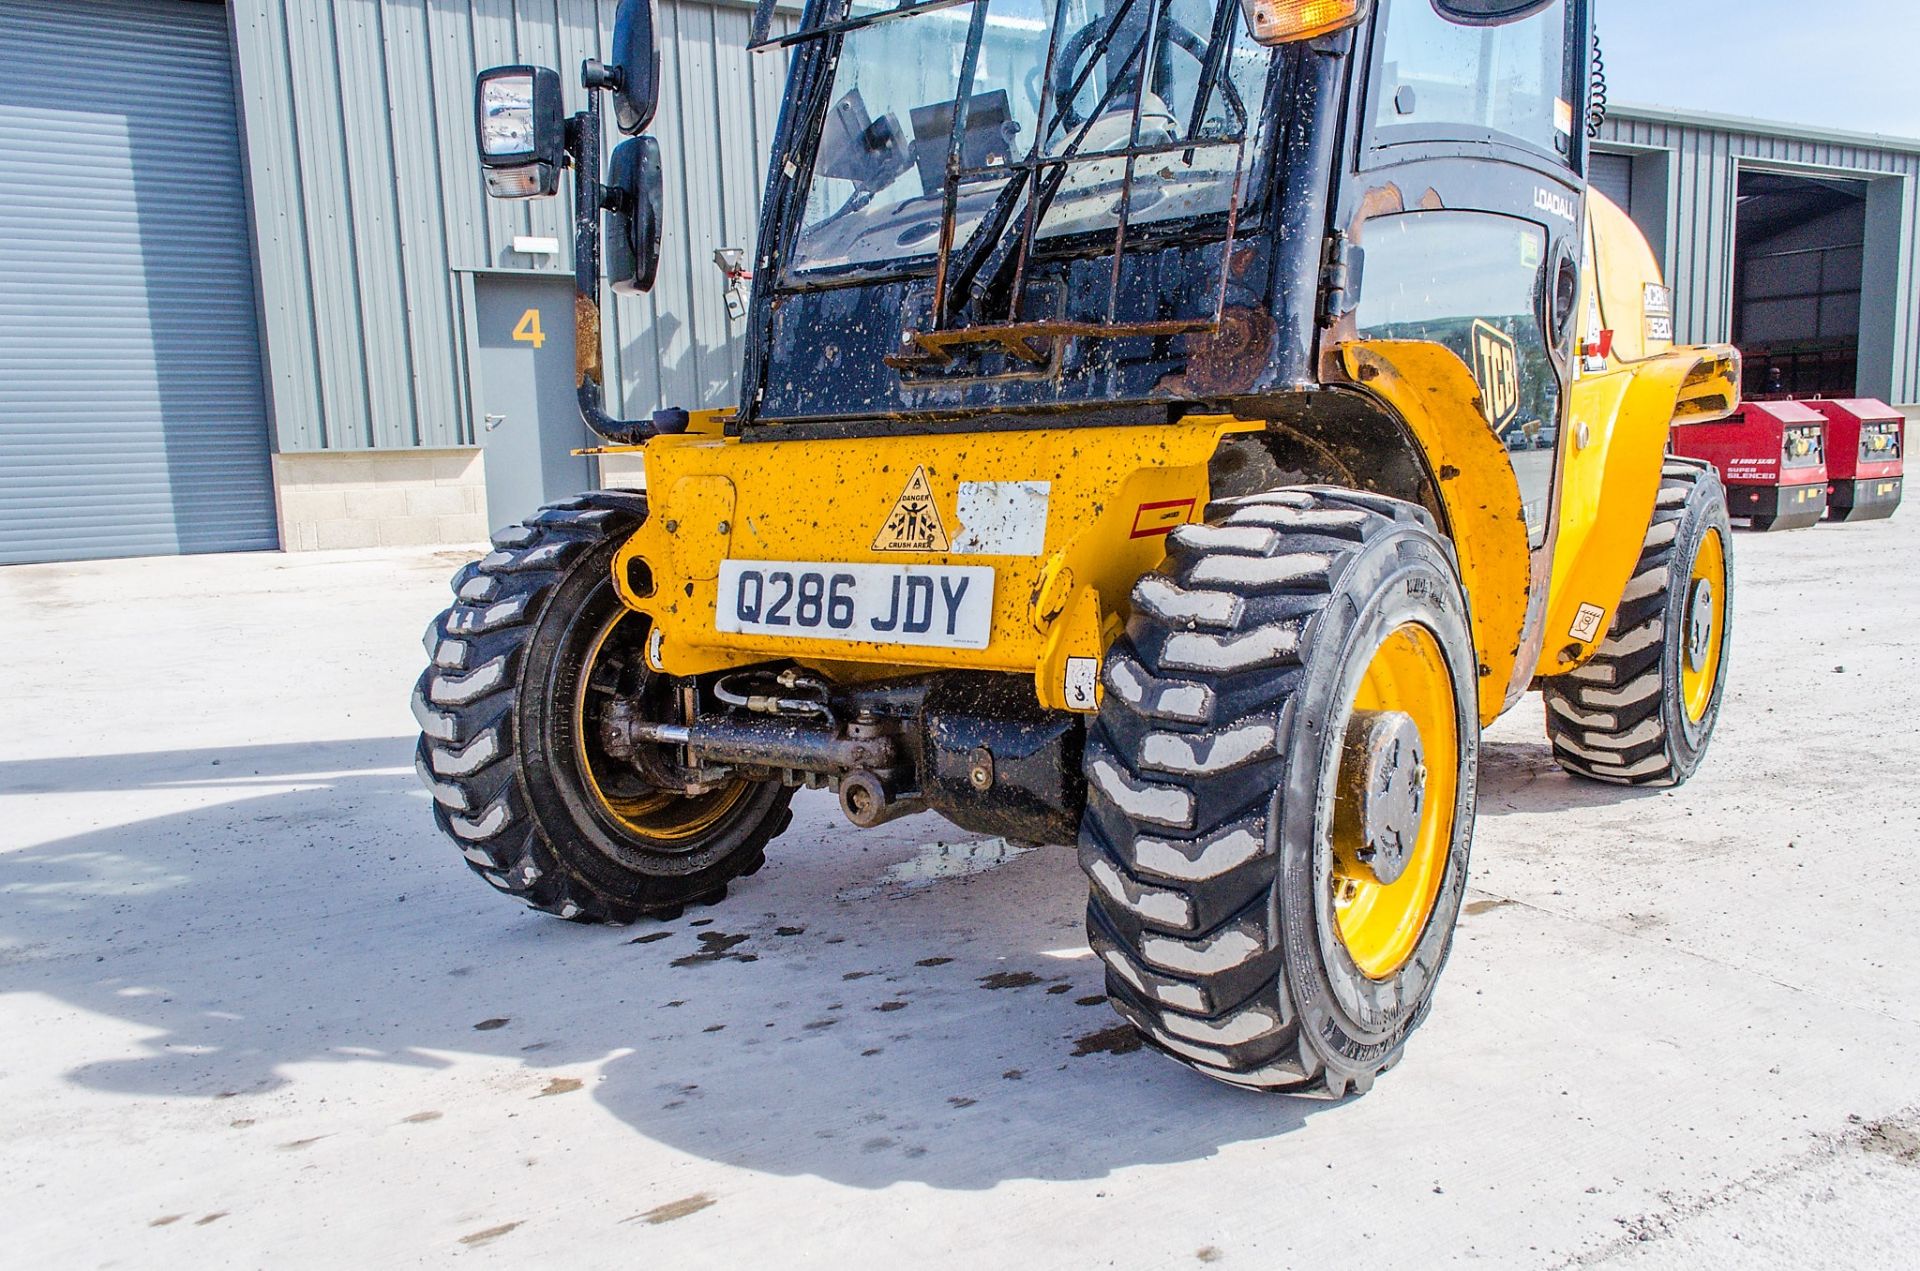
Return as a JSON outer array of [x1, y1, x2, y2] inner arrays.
[[475, 65, 565, 198], [1238, 0, 1371, 43]]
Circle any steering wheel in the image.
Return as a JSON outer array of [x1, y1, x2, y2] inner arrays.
[[1051, 16, 1245, 135]]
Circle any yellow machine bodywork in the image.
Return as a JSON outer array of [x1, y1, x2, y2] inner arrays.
[[1537, 194, 1739, 679], [612, 415, 1259, 711], [602, 192, 1735, 729]]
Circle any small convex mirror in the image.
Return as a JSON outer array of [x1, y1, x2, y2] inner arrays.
[[606, 136, 665, 294], [1430, 0, 1557, 22], [610, 0, 661, 135], [474, 65, 565, 197]]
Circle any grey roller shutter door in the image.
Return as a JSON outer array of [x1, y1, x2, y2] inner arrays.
[[1589, 152, 1634, 215], [0, 0, 277, 565]]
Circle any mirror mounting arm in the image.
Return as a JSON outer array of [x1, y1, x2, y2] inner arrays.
[[567, 88, 669, 446]]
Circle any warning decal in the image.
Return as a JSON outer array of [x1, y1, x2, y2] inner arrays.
[[872, 466, 951, 552], [1570, 603, 1607, 644]]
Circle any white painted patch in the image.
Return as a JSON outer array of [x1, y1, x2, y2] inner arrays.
[[1064, 657, 1100, 712], [1188, 552, 1330, 591], [950, 481, 1050, 557], [1088, 758, 1194, 829], [836, 837, 1035, 900]]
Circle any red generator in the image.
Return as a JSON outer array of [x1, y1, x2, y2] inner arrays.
[[1670, 400, 1829, 531], [1805, 399, 1905, 522]]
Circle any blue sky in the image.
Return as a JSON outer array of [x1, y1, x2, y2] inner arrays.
[[1598, 0, 1920, 139]]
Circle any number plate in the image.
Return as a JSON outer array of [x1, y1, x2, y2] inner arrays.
[[716, 561, 996, 649]]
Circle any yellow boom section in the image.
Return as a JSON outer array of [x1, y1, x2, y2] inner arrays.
[[611, 417, 1259, 711]]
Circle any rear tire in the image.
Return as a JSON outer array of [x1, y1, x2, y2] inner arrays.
[[1081, 489, 1478, 1096], [1541, 459, 1733, 788], [413, 493, 794, 922]]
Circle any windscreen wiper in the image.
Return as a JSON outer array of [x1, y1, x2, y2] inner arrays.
[[937, 0, 1149, 323], [1183, 0, 1243, 145]]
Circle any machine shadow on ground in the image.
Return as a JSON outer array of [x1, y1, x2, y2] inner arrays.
[[2, 736, 1326, 1191], [1476, 734, 1673, 818]]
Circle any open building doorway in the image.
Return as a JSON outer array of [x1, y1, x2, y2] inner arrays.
[[1732, 169, 1869, 399]]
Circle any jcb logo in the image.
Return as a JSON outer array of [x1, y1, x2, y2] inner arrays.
[[1471, 320, 1521, 434]]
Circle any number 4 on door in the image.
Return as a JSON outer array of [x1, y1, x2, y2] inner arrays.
[[512, 308, 545, 348]]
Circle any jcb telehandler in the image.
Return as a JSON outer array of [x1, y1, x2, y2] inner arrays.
[[418, 0, 1741, 1096]]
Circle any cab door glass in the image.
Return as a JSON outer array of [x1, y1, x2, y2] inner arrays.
[[1354, 210, 1561, 539], [1369, 0, 1575, 159]]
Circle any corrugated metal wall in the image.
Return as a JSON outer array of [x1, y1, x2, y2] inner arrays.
[[230, 0, 791, 452], [1598, 106, 1920, 402], [224, 10, 1920, 455]]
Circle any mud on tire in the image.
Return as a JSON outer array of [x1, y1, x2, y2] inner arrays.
[[1080, 488, 1479, 1097], [412, 493, 794, 922], [1541, 459, 1733, 788]]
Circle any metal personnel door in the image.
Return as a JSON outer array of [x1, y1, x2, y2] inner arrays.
[[472, 275, 595, 531], [0, 0, 278, 565]]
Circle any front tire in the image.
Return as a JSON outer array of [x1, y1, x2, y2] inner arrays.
[[1541, 459, 1732, 788], [1081, 489, 1478, 1096], [412, 493, 794, 922]]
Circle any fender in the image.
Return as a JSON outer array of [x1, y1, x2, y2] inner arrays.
[[1538, 348, 1739, 678], [1341, 340, 1532, 727]]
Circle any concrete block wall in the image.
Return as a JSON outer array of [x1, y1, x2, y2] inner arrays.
[[272, 449, 489, 551]]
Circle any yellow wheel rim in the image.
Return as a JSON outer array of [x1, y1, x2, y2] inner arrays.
[[1330, 624, 1460, 981], [1681, 529, 1727, 724], [571, 610, 751, 844]]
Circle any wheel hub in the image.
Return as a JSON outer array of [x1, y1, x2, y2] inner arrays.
[[1334, 709, 1428, 887], [1686, 578, 1716, 673]]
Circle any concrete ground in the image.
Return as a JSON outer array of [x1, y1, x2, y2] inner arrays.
[[3, 510, 1917, 1270]]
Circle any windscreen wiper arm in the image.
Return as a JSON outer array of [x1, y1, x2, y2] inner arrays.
[[940, 0, 1150, 322]]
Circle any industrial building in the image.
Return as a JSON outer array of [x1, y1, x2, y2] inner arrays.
[[2, 0, 1918, 565]]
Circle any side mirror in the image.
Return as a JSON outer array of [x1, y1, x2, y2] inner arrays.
[[606, 136, 664, 294], [475, 65, 565, 198], [609, 0, 660, 135]]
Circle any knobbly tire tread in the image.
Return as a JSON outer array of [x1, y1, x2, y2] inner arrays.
[[1081, 488, 1477, 1097], [1540, 459, 1732, 788], [413, 492, 792, 923]]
